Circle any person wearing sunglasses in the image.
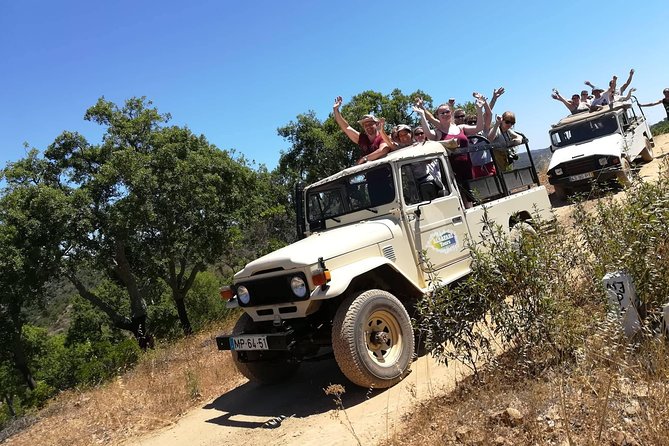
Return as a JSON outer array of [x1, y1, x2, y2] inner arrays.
[[333, 95, 391, 164], [453, 109, 467, 125], [414, 97, 485, 146], [413, 126, 426, 143], [488, 112, 524, 170]]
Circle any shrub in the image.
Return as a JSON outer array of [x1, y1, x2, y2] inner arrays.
[[417, 209, 596, 376], [651, 119, 669, 136], [184, 271, 230, 331]]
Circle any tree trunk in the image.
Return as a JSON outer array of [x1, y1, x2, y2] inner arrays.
[[4, 394, 16, 417], [173, 293, 192, 335], [131, 314, 154, 350], [166, 259, 204, 336], [66, 272, 134, 330], [9, 324, 36, 390], [66, 272, 153, 349]]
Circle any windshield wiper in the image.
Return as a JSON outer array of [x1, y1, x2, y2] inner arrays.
[[328, 216, 341, 222], [365, 207, 378, 214]]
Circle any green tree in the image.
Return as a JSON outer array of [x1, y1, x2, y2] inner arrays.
[[0, 175, 75, 390], [5, 97, 261, 340]]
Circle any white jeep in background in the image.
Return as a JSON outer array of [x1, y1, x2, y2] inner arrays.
[[216, 138, 554, 389], [546, 100, 654, 198]]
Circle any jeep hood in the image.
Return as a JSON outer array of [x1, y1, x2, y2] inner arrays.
[[548, 133, 623, 170], [234, 221, 394, 278]]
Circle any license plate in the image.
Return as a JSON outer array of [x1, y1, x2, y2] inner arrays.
[[229, 335, 268, 351], [569, 172, 593, 182]]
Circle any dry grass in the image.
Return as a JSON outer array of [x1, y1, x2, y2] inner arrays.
[[383, 323, 669, 446], [4, 318, 242, 446]]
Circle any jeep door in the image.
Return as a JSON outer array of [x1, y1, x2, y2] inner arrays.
[[399, 157, 470, 274], [621, 106, 647, 159]]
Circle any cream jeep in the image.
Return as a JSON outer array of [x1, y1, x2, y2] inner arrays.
[[217, 139, 553, 388]]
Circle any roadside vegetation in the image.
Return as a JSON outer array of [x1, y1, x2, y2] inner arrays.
[[386, 159, 669, 445]]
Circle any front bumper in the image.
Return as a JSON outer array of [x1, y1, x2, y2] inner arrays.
[[548, 166, 622, 186]]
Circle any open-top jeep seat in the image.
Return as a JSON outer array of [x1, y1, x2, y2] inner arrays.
[[454, 135, 540, 205]]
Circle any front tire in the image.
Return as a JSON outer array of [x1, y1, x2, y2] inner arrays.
[[230, 313, 300, 385], [552, 184, 568, 201], [332, 289, 414, 389], [616, 157, 632, 187]]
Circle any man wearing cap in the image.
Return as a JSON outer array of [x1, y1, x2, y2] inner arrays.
[[333, 96, 391, 164], [391, 124, 414, 150]]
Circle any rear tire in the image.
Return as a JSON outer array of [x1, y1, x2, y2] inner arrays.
[[509, 221, 537, 252], [230, 313, 300, 385], [640, 138, 654, 162], [332, 289, 414, 389]]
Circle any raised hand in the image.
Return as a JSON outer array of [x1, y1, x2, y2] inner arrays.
[[493, 87, 505, 98], [414, 97, 425, 109], [333, 96, 343, 109]]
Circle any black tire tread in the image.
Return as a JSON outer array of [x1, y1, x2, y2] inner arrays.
[[332, 289, 414, 389]]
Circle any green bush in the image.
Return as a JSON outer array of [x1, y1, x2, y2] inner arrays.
[[418, 169, 669, 377], [651, 119, 669, 136], [417, 209, 596, 376], [23, 381, 56, 409], [571, 174, 669, 331], [184, 270, 230, 331]]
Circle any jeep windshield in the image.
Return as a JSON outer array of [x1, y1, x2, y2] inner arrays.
[[306, 164, 395, 224], [550, 114, 619, 148]]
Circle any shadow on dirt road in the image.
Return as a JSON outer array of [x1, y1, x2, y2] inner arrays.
[[202, 358, 379, 428]]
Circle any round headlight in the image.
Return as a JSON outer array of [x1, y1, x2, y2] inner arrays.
[[598, 157, 607, 166], [290, 276, 307, 298], [555, 168, 563, 176], [237, 285, 250, 305]]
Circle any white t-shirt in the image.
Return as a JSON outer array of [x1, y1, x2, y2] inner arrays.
[[590, 95, 609, 107]]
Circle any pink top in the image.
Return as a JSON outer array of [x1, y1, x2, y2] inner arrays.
[[438, 125, 469, 147]]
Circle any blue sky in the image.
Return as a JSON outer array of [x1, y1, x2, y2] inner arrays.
[[1, 0, 668, 171]]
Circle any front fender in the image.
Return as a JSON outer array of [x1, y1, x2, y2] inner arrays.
[[310, 257, 423, 300]]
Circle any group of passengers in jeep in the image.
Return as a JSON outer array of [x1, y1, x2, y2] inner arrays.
[[551, 68, 669, 123], [551, 68, 639, 115], [333, 88, 524, 185]]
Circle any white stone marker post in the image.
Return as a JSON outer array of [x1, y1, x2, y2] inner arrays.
[[603, 271, 642, 338]]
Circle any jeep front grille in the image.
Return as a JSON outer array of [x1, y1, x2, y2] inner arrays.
[[555, 156, 602, 176], [235, 272, 309, 307]]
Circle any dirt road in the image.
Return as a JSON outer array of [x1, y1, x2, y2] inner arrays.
[[130, 134, 669, 446]]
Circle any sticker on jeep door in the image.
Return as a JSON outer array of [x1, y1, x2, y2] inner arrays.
[[428, 230, 458, 253]]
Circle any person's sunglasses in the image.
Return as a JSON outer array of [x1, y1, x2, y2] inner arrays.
[[454, 115, 465, 119], [504, 120, 515, 125], [414, 132, 424, 136], [438, 110, 451, 116]]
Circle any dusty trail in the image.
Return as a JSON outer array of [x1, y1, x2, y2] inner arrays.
[[130, 134, 669, 446]]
